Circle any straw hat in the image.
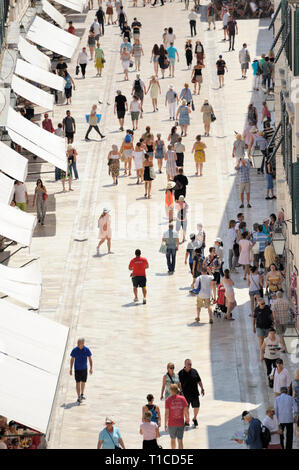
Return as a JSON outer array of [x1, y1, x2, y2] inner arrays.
[[166, 182, 175, 190]]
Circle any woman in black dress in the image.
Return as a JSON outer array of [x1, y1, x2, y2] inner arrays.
[[158, 45, 169, 79], [185, 40, 193, 69], [143, 153, 154, 198]]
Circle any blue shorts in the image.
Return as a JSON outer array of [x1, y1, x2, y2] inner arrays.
[[266, 173, 273, 190], [256, 327, 270, 337]]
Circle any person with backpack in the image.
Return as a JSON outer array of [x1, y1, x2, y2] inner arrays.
[[207, 3, 216, 30], [142, 394, 161, 427], [239, 43, 251, 79], [240, 411, 263, 448], [132, 74, 146, 118], [261, 56, 272, 91], [263, 407, 282, 449], [251, 58, 261, 91]]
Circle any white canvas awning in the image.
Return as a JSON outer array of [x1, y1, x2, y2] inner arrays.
[[7, 107, 67, 171], [11, 74, 54, 110], [42, 0, 66, 29], [0, 173, 14, 205], [26, 16, 80, 58], [0, 201, 37, 246], [0, 260, 42, 309], [52, 0, 84, 12], [0, 299, 69, 434], [18, 36, 50, 71], [0, 141, 28, 182], [0, 88, 11, 126], [15, 59, 64, 92]]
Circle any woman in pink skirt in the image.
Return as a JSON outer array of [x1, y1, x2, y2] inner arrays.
[[238, 231, 251, 280]]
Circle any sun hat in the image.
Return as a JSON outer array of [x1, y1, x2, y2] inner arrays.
[[215, 237, 222, 242], [103, 208, 111, 213], [105, 417, 114, 424], [169, 84, 174, 89], [166, 182, 175, 190], [178, 195, 185, 201]]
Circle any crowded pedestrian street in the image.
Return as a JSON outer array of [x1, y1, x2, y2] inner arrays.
[[0, 0, 299, 452]]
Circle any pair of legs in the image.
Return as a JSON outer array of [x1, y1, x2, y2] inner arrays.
[[180, 124, 188, 136], [196, 298, 213, 322], [80, 63, 87, 78], [223, 26, 228, 40], [144, 181, 152, 197], [123, 67, 129, 80], [228, 249, 237, 271], [224, 298, 236, 319], [65, 89, 72, 105], [160, 67, 165, 79], [85, 125, 104, 139], [218, 74, 224, 87], [169, 63, 175, 78], [96, 66, 103, 77], [61, 177, 72, 191], [204, 122, 211, 136], [69, 161, 79, 179], [156, 158, 163, 172], [242, 263, 250, 280], [168, 102, 176, 120], [36, 200, 46, 224], [76, 380, 86, 400], [124, 157, 132, 175], [153, 60, 159, 77], [207, 17, 216, 30], [89, 46, 95, 60], [133, 286, 146, 301], [249, 293, 259, 316], [241, 67, 248, 78], [165, 206, 174, 222], [152, 98, 158, 111], [190, 20, 196, 36], [136, 168, 143, 183], [107, 13, 113, 25], [131, 116, 139, 130], [195, 161, 203, 176], [166, 248, 176, 273], [118, 115, 125, 130], [266, 174, 275, 198], [134, 57, 141, 71], [193, 81, 201, 95], [170, 437, 183, 450], [240, 189, 250, 207], [97, 236, 111, 252], [253, 74, 260, 90]]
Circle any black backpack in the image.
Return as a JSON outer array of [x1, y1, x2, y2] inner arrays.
[[260, 423, 271, 449], [134, 79, 142, 93]]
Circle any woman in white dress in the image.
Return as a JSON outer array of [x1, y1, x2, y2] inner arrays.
[[164, 144, 177, 181], [120, 47, 130, 81], [133, 141, 144, 184], [97, 208, 112, 255]]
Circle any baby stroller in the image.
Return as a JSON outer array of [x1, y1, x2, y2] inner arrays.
[[213, 283, 227, 318]]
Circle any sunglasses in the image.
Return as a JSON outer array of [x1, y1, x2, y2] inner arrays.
[[168, 366, 174, 370]]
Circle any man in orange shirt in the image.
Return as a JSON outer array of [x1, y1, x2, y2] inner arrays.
[[128, 249, 149, 304]]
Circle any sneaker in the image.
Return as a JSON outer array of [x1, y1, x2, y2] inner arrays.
[[193, 418, 198, 427], [247, 204, 252, 208], [77, 397, 82, 404], [80, 394, 86, 400], [85, 137, 90, 141], [185, 422, 190, 427], [143, 299, 146, 304], [101, 135, 106, 139], [271, 195, 277, 199], [209, 319, 213, 324], [134, 297, 138, 302], [239, 204, 244, 208]]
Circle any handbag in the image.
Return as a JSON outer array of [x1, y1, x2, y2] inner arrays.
[[105, 429, 121, 450], [75, 65, 79, 75], [129, 60, 134, 67], [108, 159, 113, 166], [159, 243, 167, 254], [102, 58, 106, 64], [211, 112, 216, 122], [149, 166, 156, 180], [191, 100, 195, 111], [43, 193, 48, 201], [191, 77, 196, 84]]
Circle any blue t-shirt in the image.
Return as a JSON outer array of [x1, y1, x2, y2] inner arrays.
[[64, 74, 72, 88], [252, 61, 259, 76], [253, 232, 268, 253], [167, 46, 177, 59], [70, 346, 92, 370], [99, 427, 121, 449]]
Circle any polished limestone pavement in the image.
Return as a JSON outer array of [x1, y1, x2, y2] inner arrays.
[[7, 1, 299, 449]]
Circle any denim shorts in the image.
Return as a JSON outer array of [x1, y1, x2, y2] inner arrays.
[[168, 425, 185, 440], [266, 173, 273, 189], [256, 327, 269, 337]]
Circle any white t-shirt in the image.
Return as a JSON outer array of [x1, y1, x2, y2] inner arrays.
[[239, 48, 249, 64], [250, 2, 258, 12], [263, 415, 280, 445], [14, 183, 27, 203], [273, 368, 291, 394], [223, 12, 230, 26], [130, 100, 140, 112], [198, 274, 213, 299], [91, 21, 100, 36]]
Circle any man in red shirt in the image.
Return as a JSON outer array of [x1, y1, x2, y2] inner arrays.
[[165, 384, 189, 449], [67, 21, 76, 35], [128, 249, 149, 304], [42, 113, 54, 133]]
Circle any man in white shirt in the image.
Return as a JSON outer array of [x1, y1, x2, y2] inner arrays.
[[270, 359, 291, 396], [91, 17, 101, 40], [77, 47, 89, 78], [222, 10, 230, 41], [165, 84, 179, 120], [239, 43, 251, 79], [263, 407, 282, 449], [14, 181, 29, 211], [188, 9, 197, 37], [194, 267, 214, 324]]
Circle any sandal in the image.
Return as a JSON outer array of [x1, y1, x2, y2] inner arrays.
[[195, 317, 200, 322]]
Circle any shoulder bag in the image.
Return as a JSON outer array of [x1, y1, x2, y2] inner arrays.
[[191, 100, 195, 111], [105, 429, 121, 450], [149, 166, 156, 180], [211, 112, 216, 122], [159, 242, 167, 254], [43, 193, 48, 201]]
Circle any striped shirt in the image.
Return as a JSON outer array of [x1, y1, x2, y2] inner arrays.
[[263, 127, 275, 150], [252, 232, 268, 252]]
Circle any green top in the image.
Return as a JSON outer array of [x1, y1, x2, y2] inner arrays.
[[95, 48, 103, 59]]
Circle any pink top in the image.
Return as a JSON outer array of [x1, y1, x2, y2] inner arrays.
[[140, 422, 158, 440]]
